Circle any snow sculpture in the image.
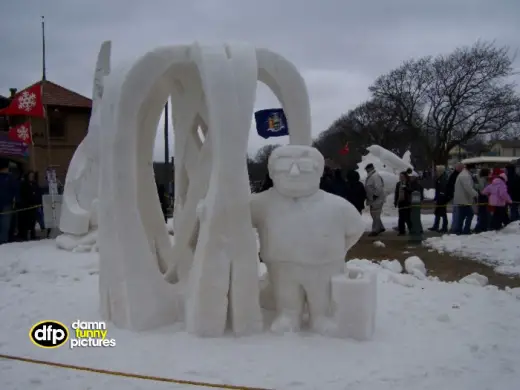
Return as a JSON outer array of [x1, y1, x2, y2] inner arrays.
[[97, 42, 312, 336], [356, 145, 414, 197], [56, 41, 111, 252], [251, 145, 365, 335]]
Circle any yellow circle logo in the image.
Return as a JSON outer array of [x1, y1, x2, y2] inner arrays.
[[29, 320, 69, 348]]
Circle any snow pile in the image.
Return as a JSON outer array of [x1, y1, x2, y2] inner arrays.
[[424, 221, 520, 275], [373, 240, 386, 248], [404, 256, 427, 280], [1, 242, 520, 389], [459, 273, 489, 287]]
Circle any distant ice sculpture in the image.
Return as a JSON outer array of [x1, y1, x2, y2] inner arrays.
[[356, 145, 415, 198], [56, 41, 111, 252], [251, 145, 365, 335]]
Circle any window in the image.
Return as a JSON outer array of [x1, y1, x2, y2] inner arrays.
[[0, 116, 8, 132], [49, 109, 66, 138]]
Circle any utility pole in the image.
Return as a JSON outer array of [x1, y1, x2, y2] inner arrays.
[[164, 101, 169, 186]]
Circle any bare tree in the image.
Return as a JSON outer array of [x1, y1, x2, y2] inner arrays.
[[315, 98, 427, 169], [369, 41, 520, 165], [253, 144, 281, 164]]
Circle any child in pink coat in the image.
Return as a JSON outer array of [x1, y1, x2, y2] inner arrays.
[[482, 173, 512, 230]]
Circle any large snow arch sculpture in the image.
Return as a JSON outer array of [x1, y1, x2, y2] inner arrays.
[[98, 42, 312, 336]]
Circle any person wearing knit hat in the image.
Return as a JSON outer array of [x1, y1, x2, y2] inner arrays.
[[481, 171, 512, 230]]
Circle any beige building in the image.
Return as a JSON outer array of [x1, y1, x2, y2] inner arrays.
[[489, 140, 520, 158]]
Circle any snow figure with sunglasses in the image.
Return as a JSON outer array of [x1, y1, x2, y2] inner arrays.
[[251, 145, 364, 335]]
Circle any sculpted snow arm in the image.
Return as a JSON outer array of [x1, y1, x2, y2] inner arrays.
[[250, 192, 263, 229], [343, 201, 365, 252]]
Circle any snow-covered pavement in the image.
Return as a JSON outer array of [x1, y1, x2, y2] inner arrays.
[[0, 240, 519, 390]]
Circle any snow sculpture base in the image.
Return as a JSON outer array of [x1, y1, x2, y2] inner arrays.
[[331, 268, 377, 341], [55, 231, 98, 253]]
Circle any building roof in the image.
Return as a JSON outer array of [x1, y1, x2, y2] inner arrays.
[[24, 80, 92, 108], [491, 140, 520, 149], [0, 95, 9, 109]]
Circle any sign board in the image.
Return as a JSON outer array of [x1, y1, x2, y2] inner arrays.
[[0, 132, 29, 158], [42, 194, 62, 229]]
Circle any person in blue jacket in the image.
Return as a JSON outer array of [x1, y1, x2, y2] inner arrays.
[[0, 158, 20, 244]]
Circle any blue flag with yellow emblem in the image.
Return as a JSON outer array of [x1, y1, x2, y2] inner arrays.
[[255, 108, 289, 139]]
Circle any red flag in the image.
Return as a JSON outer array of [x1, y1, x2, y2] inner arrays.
[[0, 84, 45, 118], [340, 143, 349, 155], [8, 121, 33, 145]]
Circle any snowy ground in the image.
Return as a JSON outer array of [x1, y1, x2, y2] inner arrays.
[[1, 240, 520, 389], [424, 221, 520, 276]]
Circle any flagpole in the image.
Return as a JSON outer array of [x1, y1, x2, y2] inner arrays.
[[41, 15, 57, 234], [41, 16, 46, 81], [164, 101, 169, 186], [41, 15, 51, 168], [29, 117, 36, 171]]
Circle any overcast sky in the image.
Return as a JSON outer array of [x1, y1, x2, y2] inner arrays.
[[1, 0, 518, 161]]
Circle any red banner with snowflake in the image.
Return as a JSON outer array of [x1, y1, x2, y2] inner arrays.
[[0, 84, 45, 118], [8, 121, 33, 145]]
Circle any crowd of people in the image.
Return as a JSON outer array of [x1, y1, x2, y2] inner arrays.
[[256, 159, 520, 238], [2, 155, 519, 246], [257, 161, 422, 237], [432, 162, 520, 235], [0, 158, 49, 244]]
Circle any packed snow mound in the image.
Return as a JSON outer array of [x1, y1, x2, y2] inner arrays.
[[380, 259, 403, 274], [373, 240, 386, 248], [404, 256, 427, 279], [1, 242, 519, 389], [424, 221, 520, 275], [459, 273, 489, 287]]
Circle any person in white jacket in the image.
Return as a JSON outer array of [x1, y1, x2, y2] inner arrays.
[[451, 163, 478, 234]]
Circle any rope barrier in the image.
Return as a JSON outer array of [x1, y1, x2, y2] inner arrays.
[[0, 353, 273, 390], [1, 201, 518, 215], [0, 204, 42, 215], [396, 200, 520, 210]]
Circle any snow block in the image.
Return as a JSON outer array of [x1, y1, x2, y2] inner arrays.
[[459, 272, 488, 287], [331, 269, 377, 341], [404, 256, 427, 279]]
